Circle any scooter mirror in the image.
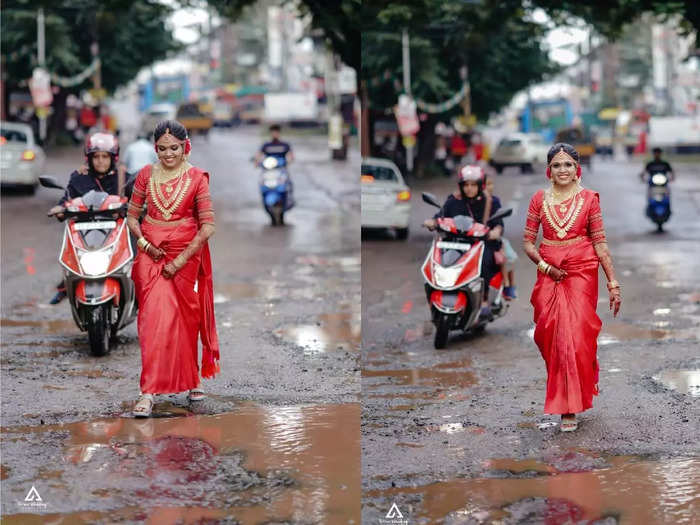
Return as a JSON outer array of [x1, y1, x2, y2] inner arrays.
[[39, 176, 65, 190], [422, 192, 441, 208], [487, 207, 513, 226]]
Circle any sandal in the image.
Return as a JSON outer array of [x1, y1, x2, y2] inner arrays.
[[133, 394, 154, 418], [188, 388, 206, 402], [560, 414, 578, 432]]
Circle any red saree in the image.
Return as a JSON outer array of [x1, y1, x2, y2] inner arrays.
[[524, 188, 607, 414], [129, 164, 220, 395]]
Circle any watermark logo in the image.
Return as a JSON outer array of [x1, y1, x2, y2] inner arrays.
[[17, 485, 48, 509], [379, 502, 409, 524]]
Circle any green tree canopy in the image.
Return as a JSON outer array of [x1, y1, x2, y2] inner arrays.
[[362, 0, 557, 121], [2, 0, 179, 95], [206, 0, 360, 72]]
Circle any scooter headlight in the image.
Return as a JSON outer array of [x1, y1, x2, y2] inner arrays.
[[78, 247, 113, 276], [651, 174, 667, 185], [262, 156, 279, 169], [433, 264, 464, 288]]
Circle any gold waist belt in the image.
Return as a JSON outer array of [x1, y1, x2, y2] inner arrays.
[[144, 215, 191, 226], [541, 235, 588, 246]]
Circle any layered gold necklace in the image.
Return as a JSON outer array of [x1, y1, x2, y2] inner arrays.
[[149, 161, 192, 220], [543, 183, 584, 239]]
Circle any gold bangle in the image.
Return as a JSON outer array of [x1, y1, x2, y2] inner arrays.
[[607, 280, 620, 290], [173, 254, 186, 268], [137, 237, 147, 249], [537, 260, 549, 274], [545, 264, 552, 275]]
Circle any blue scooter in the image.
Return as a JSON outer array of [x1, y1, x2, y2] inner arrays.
[[259, 155, 294, 226], [644, 167, 671, 232]]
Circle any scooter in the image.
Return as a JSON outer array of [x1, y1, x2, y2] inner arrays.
[[259, 155, 294, 226], [40, 176, 137, 356], [421, 192, 513, 349], [644, 167, 671, 232]]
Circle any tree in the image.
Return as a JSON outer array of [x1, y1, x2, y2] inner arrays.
[[534, 0, 699, 51], [206, 0, 360, 73], [362, 0, 557, 170], [2, 0, 179, 139]]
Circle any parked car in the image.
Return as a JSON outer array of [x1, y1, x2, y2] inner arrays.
[[140, 103, 176, 136], [490, 133, 549, 174], [0, 121, 46, 194], [361, 157, 411, 240]]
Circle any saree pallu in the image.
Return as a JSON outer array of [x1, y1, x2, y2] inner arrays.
[[531, 238, 602, 414], [133, 216, 218, 394]]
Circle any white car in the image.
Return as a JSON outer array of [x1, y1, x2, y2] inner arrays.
[[490, 132, 549, 174], [361, 157, 411, 240], [0, 122, 46, 193]]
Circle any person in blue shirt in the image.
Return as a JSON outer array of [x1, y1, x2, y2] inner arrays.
[[255, 124, 294, 164]]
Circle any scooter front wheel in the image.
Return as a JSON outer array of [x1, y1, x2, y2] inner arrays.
[[434, 313, 450, 349], [87, 305, 111, 357]]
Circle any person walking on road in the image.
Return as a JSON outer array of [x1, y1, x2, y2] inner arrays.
[[523, 143, 622, 432], [127, 120, 220, 417], [122, 132, 158, 176]]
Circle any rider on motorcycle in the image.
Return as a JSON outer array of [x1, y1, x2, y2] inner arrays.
[[254, 124, 294, 165], [639, 147, 675, 182], [422, 165, 504, 318], [48, 132, 133, 304]]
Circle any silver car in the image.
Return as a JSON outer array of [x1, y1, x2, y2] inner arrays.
[[0, 122, 46, 193], [490, 132, 549, 174]]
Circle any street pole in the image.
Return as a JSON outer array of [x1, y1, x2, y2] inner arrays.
[[402, 29, 414, 173], [37, 8, 47, 142]]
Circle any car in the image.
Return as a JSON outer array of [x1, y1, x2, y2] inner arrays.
[[490, 132, 549, 174], [140, 103, 176, 136], [361, 157, 411, 240], [0, 121, 46, 194]]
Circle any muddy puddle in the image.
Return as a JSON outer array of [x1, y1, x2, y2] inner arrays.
[[363, 359, 477, 391], [526, 321, 698, 344], [652, 369, 700, 397], [274, 311, 360, 354], [367, 455, 699, 524], [0, 318, 78, 334], [2, 403, 360, 523]]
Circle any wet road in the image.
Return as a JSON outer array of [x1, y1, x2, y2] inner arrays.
[[1, 127, 360, 522], [362, 159, 700, 523]]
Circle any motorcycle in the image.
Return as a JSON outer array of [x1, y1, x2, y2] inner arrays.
[[40, 176, 137, 356], [644, 167, 671, 232], [421, 192, 513, 349], [259, 155, 294, 226]]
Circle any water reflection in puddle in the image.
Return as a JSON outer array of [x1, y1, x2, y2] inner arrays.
[[652, 369, 700, 397], [363, 359, 476, 390], [0, 318, 78, 334], [275, 312, 360, 354], [1, 403, 360, 523], [367, 456, 699, 524]]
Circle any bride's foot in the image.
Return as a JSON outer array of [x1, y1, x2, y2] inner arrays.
[[133, 394, 154, 418], [188, 388, 206, 402], [560, 413, 578, 432]]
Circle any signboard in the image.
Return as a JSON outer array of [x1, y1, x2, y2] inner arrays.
[[394, 94, 419, 136], [29, 68, 52, 107]]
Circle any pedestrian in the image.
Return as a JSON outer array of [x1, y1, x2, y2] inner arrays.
[[127, 120, 220, 418], [122, 133, 158, 176], [523, 143, 622, 432]]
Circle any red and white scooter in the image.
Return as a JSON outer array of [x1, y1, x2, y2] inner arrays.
[[421, 192, 512, 349], [41, 176, 137, 356]]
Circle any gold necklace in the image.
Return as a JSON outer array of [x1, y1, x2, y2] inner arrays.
[[149, 163, 192, 220], [543, 188, 584, 238]]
